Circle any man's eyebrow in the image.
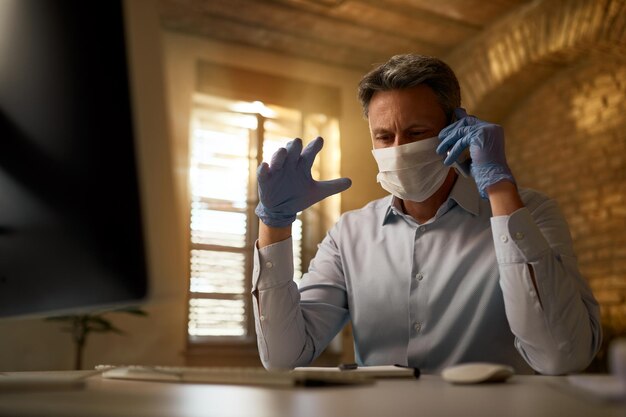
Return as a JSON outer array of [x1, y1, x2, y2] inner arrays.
[[371, 122, 433, 135], [373, 121, 430, 129]]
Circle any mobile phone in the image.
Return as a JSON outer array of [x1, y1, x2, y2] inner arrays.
[[447, 112, 472, 178], [451, 148, 471, 178]]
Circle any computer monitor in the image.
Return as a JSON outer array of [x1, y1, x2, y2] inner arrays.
[[0, 0, 178, 318]]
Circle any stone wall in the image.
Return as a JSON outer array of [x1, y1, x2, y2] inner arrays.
[[504, 58, 626, 369]]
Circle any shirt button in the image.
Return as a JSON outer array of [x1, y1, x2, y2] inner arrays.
[[265, 261, 273, 269], [413, 322, 422, 332], [500, 235, 508, 243], [415, 272, 424, 281], [514, 232, 525, 240], [419, 226, 426, 232], [260, 315, 266, 321]]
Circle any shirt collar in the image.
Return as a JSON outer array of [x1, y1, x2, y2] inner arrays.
[[382, 174, 480, 226], [447, 174, 480, 217]]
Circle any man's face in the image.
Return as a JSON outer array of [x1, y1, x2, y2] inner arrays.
[[368, 84, 447, 149]]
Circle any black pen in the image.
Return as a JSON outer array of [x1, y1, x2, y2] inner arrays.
[[394, 364, 421, 379], [338, 363, 358, 370], [338, 363, 420, 379]]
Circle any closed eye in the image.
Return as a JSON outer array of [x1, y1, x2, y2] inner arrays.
[[374, 134, 393, 142]]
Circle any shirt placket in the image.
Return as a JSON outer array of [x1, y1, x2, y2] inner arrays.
[[404, 218, 430, 368]]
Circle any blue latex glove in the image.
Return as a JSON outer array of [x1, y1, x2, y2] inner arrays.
[[255, 137, 352, 227], [436, 108, 515, 199]]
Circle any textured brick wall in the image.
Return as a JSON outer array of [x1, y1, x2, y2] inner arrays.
[[447, 0, 626, 121], [446, 0, 626, 370], [502, 58, 626, 368]]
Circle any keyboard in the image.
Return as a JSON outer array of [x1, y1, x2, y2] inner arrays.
[[0, 370, 101, 391], [97, 365, 376, 387]]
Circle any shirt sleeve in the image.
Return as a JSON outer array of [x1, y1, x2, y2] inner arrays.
[[490, 196, 602, 375], [251, 229, 349, 370]]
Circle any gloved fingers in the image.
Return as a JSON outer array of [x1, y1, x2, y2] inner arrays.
[[301, 137, 324, 170], [443, 137, 471, 166], [437, 125, 473, 155], [269, 147, 288, 170], [257, 162, 270, 181], [441, 108, 483, 138], [316, 177, 352, 199], [439, 115, 471, 140], [285, 138, 303, 166]]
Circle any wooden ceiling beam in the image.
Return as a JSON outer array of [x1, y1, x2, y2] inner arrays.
[[176, 0, 445, 54], [160, 11, 392, 71], [157, 0, 531, 70], [271, 0, 476, 46]]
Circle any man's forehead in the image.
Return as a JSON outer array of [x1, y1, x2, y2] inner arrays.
[[370, 86, 440, 108], [367, 87, 447, 135], [369, 91, 443, 117]]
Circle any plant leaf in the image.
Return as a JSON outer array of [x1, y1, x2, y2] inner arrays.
[[113, 307, 148, 316], [86, 316, 113, 332]]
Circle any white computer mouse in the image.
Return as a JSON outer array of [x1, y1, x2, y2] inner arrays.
[[441, 362, 514, 384]]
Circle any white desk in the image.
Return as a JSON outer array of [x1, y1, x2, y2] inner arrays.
[[0, 373, 623, 417]]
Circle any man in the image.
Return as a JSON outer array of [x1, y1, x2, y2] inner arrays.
[[252, 54, 601, 375]]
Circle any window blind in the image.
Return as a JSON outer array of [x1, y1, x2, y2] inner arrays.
[[187, 95, 305, 340]]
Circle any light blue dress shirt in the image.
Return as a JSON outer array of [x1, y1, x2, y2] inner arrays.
[[252, 175, 602, 375]]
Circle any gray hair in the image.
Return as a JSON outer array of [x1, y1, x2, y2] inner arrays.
[[357, 54, 461, 121]]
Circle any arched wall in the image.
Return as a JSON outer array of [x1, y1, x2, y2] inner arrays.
[[446, 0, 626, 367]]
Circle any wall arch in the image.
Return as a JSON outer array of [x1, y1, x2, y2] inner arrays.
[[446, 0, 626, 121]]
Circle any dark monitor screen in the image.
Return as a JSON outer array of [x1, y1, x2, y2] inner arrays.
[[0, 0, 148, 317]]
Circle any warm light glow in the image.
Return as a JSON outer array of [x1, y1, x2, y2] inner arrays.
[[231, 100, 277, 118], [570, 71, 624, 135], [188, 299, 246, 336], [186, 93, 333, 337], [190, 250, 245, 294], [190, 128, 248, 204]]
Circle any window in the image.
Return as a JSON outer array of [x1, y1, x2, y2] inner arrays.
[[186, 93, 338, 345]]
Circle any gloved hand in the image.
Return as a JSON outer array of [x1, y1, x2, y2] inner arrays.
[[436, 108, 515, 198], [255, 137, 352, 227]]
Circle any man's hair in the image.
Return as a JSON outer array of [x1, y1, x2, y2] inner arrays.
[[357, 54, 461, 120]]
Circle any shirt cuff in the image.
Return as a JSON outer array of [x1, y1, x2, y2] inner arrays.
[[252, 237, 294, 292], [490, 207, 551, 264]]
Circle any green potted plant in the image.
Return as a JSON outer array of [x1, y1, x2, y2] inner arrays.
[[46, 307, 148, 370]]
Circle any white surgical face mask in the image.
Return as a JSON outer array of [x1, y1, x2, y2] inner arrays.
[[371, 136, 451, 202]]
